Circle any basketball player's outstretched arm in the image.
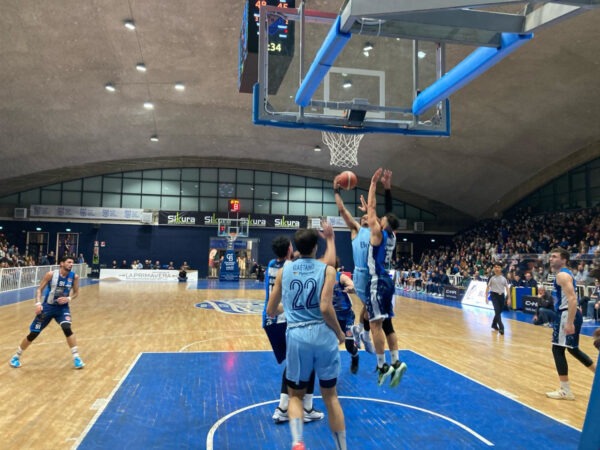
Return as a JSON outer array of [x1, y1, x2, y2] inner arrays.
[[368, 168, 383, 246], [381, 169, 393, 214], [333, 179, 360, 237], [318, 219, 336, 267]]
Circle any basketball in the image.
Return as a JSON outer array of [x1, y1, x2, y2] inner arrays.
[[336, 170, 358, 190]]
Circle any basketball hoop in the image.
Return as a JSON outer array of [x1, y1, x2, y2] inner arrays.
[[322, 131, 364, 167]]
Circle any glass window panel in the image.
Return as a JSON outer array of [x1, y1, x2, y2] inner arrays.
[[21, 189, 42, 205], [200, 182, 217, 196], [237, 170, 253, 183], [218, 183, 235, 197], [290, 175, 305, 186], [219, 168, 236, 182], [557, 193, 569, 209], [123, 179, 142, 194], [238, 199, 253, 213], [271, 186, 288, 200], [105, 173, 122, 178], [589, 167, 600, 188], [45, 183, 61, 190], [182, 168, 199, 181], [181, 197, 198, 210], [218, 198, 231, 211], [254, 171, 270, 184], [555, 174, 569, 194], [254, 200, 270, 214], [307, 178, 322, 188], [272, 201, 288, 215], [200, 168, 218, 182], [102, 193, 121, 207], [162, 180, 180, 196], [571, 171, 585, 190], [181, 181, 198, 196], [539, 183, 553, 196], [122, 194, 141, 208], [306, 202, 322, 216], [422, 211, 436, 221], [141, 196, 161, 209], [41, 190, 61, 205], [540, 195, 554, 211], [123, 171, 142, 179], [288, 202, 305, 215], [161, 196, 180, 210], [237, 184, 254, 198], [62, 191, 81, 206], [254, 185, 271, 199], [306, 188, 322, 202], [272, 173, 288, 184], [323, 189, 335, 203], [83, 176, 102, 191], [405, 205, 421, 220], [289, 187, 305, 201], [63, 179, 82, 191], [142, 180, 161, 195], [0, 194, 18, 204], [162, 169, 181, 180], [586, 158, 600, 169], [143, 169, 162, 179], [323, 203, 338, 216], [200, 198, 217, 211], [591, 187, 600, 206], [103, 177, 122, 193], [82, 192, 101, 207]]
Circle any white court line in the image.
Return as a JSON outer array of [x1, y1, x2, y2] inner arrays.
[[205, 396, 494, 449]]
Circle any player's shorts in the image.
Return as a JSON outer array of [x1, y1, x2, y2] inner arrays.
[[285, 321, 340, 385], [29, 303, 72, 333], [552, 308, 583, 348], [264, 320, 287, 364], [353, 267, 369, 304], [366, 274, 395, 322]]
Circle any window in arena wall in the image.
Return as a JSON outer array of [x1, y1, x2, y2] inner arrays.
[[181, 197, 198, 211], [200, 198, 217, 211], [237, 169, 254, 184], [182, 168, 199, 181], [162, 169, 181, 180], [62, 191, 81, 206], [200, 168, 218, 182], [83, 176, 102, 191], [254, 200, 270, 214], [272, 201, 288, 215], [122, 194, 141, 208], [142, 179, 161, 195], [288, 202, 305, 215], [306, 202, 323, 216], [82, 192, 101, 207], [272, 185, 289, 200], [123, 179, 142, 194], [102, 193, 120, 208], [200, 182, 217, 196], [41, 190, 61, 205], [161, 196, 180, 210]]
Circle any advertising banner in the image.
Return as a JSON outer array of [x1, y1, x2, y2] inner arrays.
[[461, 280, 493, 310], [159, 211, 307, 229], [30, 205, 144, 221], [99, 269, 198, 282]]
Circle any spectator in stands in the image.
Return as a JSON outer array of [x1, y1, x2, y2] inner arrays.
[[181, 261, 191, 270], [167, 261, 175, 270], [47, 251, 55, 265], [120, 260, 128, 269], [522, 271, 538, 289], [438, 268, 450, 296], [77, 253, 85, 264], [586, 279, 600, 321], [111, 260, 118, 268], [153, 260, 161, 270], [532, 285, 556, 326]]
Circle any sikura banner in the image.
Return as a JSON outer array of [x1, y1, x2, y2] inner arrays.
[[158, 211, 307, 229]]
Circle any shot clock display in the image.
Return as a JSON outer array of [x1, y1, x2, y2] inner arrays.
[[239, 0, 295, 94], [229, 199, 241, 213]]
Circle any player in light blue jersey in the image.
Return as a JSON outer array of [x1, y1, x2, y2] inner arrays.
[[367, 168, 407, 388], [267, 227, 346, 450], [263, 235, 324, 424], [545, 247, 595, 400], [9, 255, 85, 369]]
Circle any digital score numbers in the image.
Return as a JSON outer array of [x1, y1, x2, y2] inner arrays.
[[248, 0, 295, 56], [229, 199, 241, 213]]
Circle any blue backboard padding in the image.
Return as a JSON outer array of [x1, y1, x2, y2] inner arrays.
[[412, 32, 533, 115], [295, 16, 351, 107], [78, 350, 582, 449], [579, 352, 600, 450]]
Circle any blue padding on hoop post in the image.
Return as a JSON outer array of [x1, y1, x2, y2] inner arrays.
[[412, 32, 533, 116], [295, 16, 351, 107]]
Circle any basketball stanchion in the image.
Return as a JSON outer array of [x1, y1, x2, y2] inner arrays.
[[322, 130, 364, 167]]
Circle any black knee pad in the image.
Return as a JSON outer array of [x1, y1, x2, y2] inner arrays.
[[26, 332, 40, 342], [345, 338, 357, 355], [61, 322, 73, 337], [567, 347, 594, 368], [382, 317, 395, 336]]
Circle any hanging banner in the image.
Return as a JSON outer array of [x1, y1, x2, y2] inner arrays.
[[158, 211, 307, 229]]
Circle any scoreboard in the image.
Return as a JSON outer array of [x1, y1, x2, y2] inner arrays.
[[239, 0, 295, 94]]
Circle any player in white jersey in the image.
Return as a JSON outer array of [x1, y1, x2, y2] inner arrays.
[[545, 247, 595, 400], [267, 227, 346, 450], [367, 168, 407, 387]]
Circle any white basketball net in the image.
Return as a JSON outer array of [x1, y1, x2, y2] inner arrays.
[[322, 131, 364, 167]]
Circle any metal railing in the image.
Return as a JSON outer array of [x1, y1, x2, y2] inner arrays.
[[0, 264, 88, 293]]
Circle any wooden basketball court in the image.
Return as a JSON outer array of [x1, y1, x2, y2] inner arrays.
[[0, 279, 597, 448]]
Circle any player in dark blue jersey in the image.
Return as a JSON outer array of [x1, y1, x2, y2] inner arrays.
[[333, 260, 360, 374], [9, 255, 85, 369]]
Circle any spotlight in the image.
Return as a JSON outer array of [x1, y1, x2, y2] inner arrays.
[[363, 42, 374, 52], [150, 135, 159, 142], [136, 63, 147, 72], [313, 145, 321, 152], [342, 80, 352, 89], [174, 83, 185, 91], [124, 20, 136, 30], [143, 102, 154, 110], [104, 83, 116, 92], [417, 51, 427, 59]]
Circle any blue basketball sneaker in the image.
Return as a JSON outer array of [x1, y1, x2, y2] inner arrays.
[[10, 356, 21, 368], [74, 356, 85, 369]]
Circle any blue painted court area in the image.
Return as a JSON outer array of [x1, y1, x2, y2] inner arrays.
[[77, 351, 582, 450]]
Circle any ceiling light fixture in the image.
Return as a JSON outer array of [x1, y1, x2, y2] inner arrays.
[[143, 102, 154, 110], [150, 135, 159, 142], [104, 83, 116, 92], [136, 63, 147, 72], [174, 83, 185, 91], [342, 80, 352, 89], [417, 51, 427, 59], [313, 145, 321, 152], [363, 42, 374, 52], [124, 20, 136, 30]]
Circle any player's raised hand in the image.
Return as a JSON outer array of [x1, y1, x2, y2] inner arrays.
[[381, 169, 392, 189]]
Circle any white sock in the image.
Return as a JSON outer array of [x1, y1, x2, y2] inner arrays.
[[71, 346, 79, 358], [333, 430, 347, 450], [289, 418, 303, 446], [560, 381, 571, 392], [303, 393, 313, 411], [376, 354, 386, 368], [15, 346, 23, 357], [279, 393, 289, 410], [390, 350, 399, 364]]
